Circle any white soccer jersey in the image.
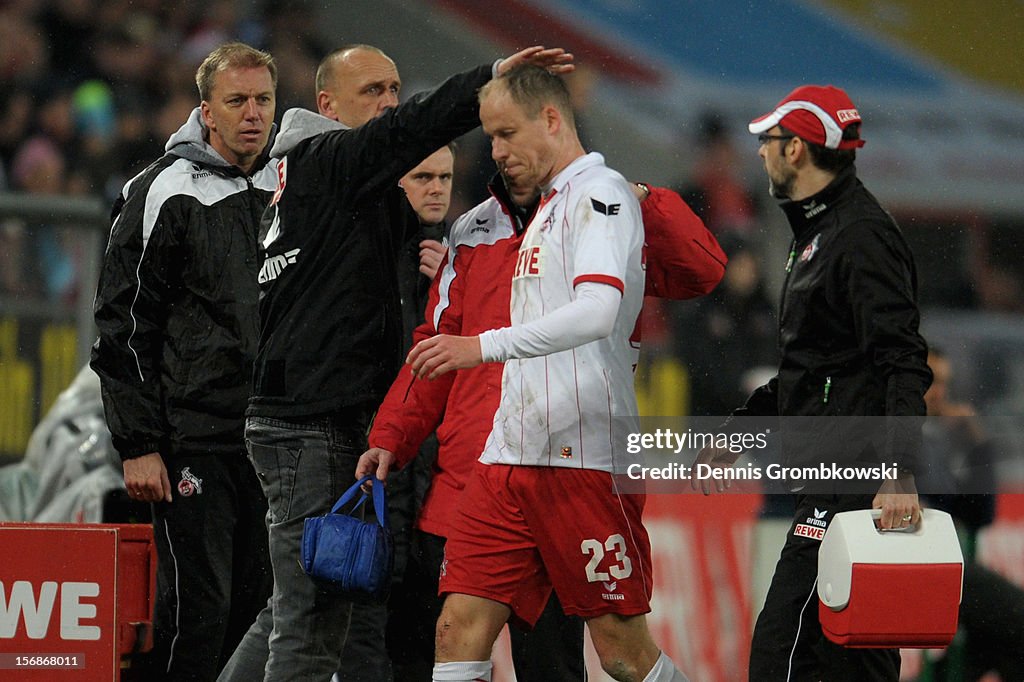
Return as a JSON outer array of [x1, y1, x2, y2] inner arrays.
[[480, 153, 644, 473]]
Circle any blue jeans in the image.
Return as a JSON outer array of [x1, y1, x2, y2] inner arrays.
[[218, 413, 371, 682]]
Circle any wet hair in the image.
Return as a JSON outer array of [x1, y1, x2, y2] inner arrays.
[[196, 42, 277, 101], [782, 123, 860, 173], [480, 64, 574, 126], [315, 44, 392, 94]]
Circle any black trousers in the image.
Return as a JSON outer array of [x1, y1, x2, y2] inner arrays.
[[386, 530, 586, 681], [144, 451, 273, 682], [749, 493, 901, 682]]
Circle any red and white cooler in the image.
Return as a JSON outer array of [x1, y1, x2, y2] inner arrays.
[[817, 508, 964, 647]]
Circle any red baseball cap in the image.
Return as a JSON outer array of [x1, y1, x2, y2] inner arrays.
[[749, 85, 865, 150]]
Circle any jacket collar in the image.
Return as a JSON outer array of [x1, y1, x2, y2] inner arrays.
[[486, 152, 605, 234], [269, 108, 349, 158], [780, 164, 858, 241], [486, 172, 538, 236], [541, 151, 604, 198], [164, 107, 278, 176]]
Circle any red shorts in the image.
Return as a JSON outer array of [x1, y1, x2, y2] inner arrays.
[[439, 462, 653, 627]]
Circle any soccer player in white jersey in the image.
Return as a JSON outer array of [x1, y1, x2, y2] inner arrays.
[[407, 64, 689, 682]]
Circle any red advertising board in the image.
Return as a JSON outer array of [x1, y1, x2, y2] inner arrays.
[[0, 525, 121, 681]]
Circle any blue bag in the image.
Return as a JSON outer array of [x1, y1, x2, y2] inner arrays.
[[301, 474, 393, 603]]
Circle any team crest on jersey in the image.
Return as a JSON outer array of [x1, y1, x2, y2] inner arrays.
[[514, 245, 544, 279], [177, 467, 203, 497], [799, 233, 821, 263], [560, 446, 573, 459]]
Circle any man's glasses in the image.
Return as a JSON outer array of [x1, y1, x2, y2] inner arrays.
[[757, 133, 794, 146]]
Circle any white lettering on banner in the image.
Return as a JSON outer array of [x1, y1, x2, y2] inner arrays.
[[0, 581, 101, 641], [61, 583, 100, 641]]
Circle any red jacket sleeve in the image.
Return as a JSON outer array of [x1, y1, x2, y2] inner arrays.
[[369, 250, 462, 468], [641, 185, 727, 300]]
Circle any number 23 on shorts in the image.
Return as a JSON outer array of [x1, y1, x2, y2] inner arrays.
[[580, 533, 633, 582]]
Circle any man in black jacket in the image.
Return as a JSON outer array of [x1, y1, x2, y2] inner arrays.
[[696, 85, 932, 681], [218, 45, 572, 682], [91, 42, 278, 681]]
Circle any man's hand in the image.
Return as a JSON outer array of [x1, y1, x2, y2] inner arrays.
[[872, 475, 921, 529], [419, 239, 445, 279], [407, 334, 483, 379], [356, 448, 396, 488], [123, 452, 173, 503], [690, 446, 740, 495], [629, 181, 651, 203], [497, 46, 574, 76]]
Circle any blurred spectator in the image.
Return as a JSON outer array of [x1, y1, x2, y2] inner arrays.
[[0, 88, 35, 186], [676, 110, 760, 239], [564, 62, 598, 151], [977, 264, 1024, 314], [674, 235, 777, 416], [38, 0, 97, 82], [918, 347, 1024, 682], [10, 136, 79, 302]]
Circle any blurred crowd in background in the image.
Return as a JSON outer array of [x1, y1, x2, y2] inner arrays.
[[0, 0, 327, 304], [1, 0, 1022, 423]]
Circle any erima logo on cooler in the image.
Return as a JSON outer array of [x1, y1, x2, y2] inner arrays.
[[259, 248, 301, 283]]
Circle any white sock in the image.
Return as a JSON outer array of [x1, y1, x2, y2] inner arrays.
[[642, 651, 690, 682], [432, 660, 492, 682]]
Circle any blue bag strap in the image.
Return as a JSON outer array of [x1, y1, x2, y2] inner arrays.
[[329, 474, 387, 529], [370, 475, 387, 529], [330, 475, 370, 514]]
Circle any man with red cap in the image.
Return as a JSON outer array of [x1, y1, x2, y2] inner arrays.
[[695, 84, 932, 680]]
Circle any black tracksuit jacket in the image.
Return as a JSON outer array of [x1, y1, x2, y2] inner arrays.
[[249, 64, 492, 420], [91, 109, 278, 460], [731, 165, 932, 471]]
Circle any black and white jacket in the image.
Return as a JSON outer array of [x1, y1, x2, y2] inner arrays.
[[91, 108, 277, 461]]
